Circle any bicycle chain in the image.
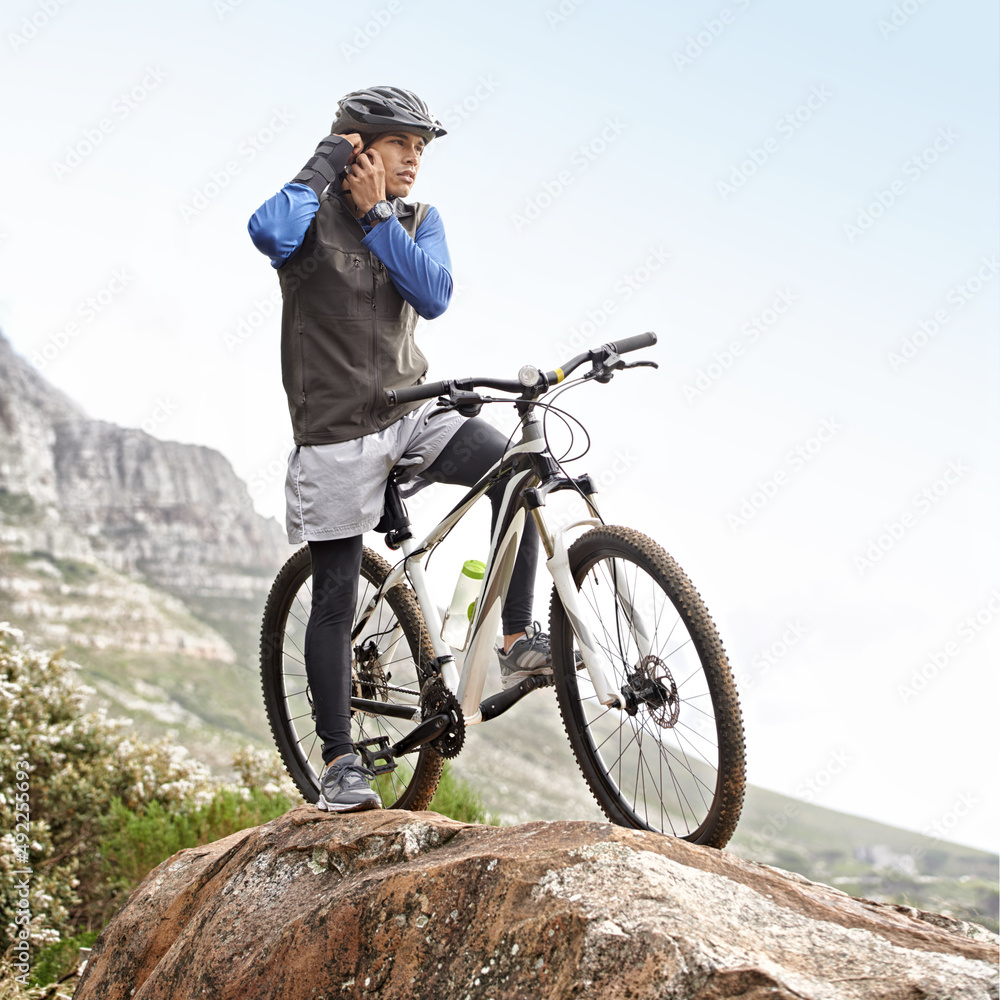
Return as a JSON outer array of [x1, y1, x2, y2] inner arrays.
[[420, 675, 465, 759]]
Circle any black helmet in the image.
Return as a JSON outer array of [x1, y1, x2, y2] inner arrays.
[[331, 86, 447, 143]]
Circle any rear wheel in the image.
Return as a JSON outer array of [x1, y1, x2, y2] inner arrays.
[[260, 545, 443, 809], [550, 526, 745, 846]]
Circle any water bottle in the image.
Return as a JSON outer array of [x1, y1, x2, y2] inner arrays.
[[441, 559, 486, 649]]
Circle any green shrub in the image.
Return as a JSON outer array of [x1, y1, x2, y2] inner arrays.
[[98, 785, 296, 912], [25, 929, 98, 989], [0, 624, 297, 988], [429, 763, 499, 825]]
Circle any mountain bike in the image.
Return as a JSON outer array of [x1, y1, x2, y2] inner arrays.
[[260, 332, 746, 846]]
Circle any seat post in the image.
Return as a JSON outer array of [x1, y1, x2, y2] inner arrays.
[[381, 471, 413, 550]]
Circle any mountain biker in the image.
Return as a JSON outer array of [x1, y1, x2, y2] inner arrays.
[[248, 86, 553, 812]]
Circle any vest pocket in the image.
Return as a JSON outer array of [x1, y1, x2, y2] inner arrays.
[[298, 249, 366, 318]]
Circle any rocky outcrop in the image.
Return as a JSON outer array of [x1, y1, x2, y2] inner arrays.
[[74, 808, 998, 1000]]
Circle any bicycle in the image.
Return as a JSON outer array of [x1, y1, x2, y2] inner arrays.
[[260, 332, 746, 847]]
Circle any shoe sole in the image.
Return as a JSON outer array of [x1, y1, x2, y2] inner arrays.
[[317, 794, 382, 813], [499, 666, 553, 690]]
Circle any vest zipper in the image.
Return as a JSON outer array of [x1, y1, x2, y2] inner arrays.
[[298, 311, 307, 426], [369, 257, 380, 426]]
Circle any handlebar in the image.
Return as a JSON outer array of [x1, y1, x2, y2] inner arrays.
[[385, 332, 658, 407]]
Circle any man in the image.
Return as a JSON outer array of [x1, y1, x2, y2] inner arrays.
[[249, 87, 553, 813]]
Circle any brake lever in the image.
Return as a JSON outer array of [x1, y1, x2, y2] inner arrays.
[[584, 357, 659, 384], [425, 401, 457, 420], [428, 389, 485, 418]]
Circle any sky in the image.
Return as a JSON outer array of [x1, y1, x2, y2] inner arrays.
[[1, 0, 997, 853]]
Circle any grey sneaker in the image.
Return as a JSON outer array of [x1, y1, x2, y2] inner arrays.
[[497, 621, 554, 690], [317, 753, 381, 813]]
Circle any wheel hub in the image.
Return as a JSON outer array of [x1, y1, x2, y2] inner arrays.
[[622, 655, 679, 728]]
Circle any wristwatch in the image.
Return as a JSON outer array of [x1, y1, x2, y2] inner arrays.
[[362, 200, 393, 225]]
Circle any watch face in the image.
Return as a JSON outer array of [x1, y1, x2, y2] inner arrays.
[[373, 201, 392, 220]]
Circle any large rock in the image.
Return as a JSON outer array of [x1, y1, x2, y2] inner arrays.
[[74, 807, 998, 1000]]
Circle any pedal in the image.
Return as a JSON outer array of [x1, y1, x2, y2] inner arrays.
[[355, 736, 397, 775]]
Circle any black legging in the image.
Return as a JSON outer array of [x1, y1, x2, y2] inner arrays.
[[305, 417, 540, 763]]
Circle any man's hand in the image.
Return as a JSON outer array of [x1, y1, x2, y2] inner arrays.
[[336, 132, 365, 164], [344, 148, 387, 217]]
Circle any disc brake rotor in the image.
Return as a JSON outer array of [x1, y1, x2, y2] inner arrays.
[[633, 654, 680, 729], [353, 639, 389, 711]]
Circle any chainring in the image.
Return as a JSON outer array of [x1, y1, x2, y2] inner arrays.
[[420, 675, 465, 758]]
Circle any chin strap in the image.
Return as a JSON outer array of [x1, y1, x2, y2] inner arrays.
[[291, 133, 354, 196]]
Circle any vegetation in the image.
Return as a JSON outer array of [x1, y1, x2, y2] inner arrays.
[[0, 623, 499, 994], [430, 762, 500, 826], [0, 491, 35, 521]]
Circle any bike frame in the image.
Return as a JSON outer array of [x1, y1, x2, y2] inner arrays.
[[354, 402, 637, 726]]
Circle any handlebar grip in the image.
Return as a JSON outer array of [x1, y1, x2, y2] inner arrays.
[[385, 380, 450, 407], [606, 331, 657, 355]]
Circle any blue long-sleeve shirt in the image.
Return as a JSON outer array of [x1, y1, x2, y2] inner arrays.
[[248, 183, 453, 320]]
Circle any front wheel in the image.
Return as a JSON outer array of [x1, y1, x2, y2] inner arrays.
[[260, 545, 443, 810], [550, 526, 745, 846]]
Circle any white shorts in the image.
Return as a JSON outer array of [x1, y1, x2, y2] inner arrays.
[[285, 401, 466, 543]]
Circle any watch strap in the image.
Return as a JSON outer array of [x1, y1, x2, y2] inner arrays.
[[363, 200, 393, 225]]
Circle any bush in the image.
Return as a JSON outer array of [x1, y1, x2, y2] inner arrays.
[[430, 763, 499, 825], [0, 625, 297, 990], [98, 786, 296, 914]]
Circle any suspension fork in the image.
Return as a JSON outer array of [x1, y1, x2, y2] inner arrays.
[[534, 509, 628, 709]]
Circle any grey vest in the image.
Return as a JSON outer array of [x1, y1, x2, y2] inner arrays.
[[277, 193, 431, 446]]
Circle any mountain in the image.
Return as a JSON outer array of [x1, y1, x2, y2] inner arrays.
[[0, 330, 996, 931], [0, 329, 290, 767]]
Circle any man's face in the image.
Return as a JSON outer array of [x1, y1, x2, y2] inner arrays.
[[365, 132, 425, 198]]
